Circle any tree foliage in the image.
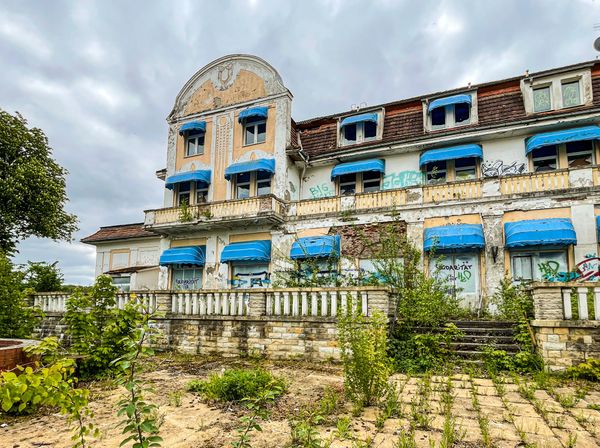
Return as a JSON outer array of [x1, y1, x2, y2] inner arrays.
[[64, 275, 143, 378], [0, 109, 77, 254], [0, 251, 40, 338], [22, 260, 64, 292]]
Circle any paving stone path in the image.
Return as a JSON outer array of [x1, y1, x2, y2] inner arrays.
[[325, 374, 600, 448]]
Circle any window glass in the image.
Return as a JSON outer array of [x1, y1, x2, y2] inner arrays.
[[431, 107, 446, 127], [178, 182, 191, 205], [339, 173, 357, 195], [362, 171, 381, 193], [343, 124, 357, 142], [172, 267, 203, 290], [426, 161, 447, 184], [256, 171, 271, 196], [566, 140, 593, 168], [111, 276, 130, 292], [430, 253, 478, 294], [533, 86, 552, 112], [244, 124, 256, 145], [186, 134, 205, 156], [363, 121, 377, 139], [454, 103, 470, 123], [531, 145, 557, 172], [299, 259, 337, 278], [231, 264, 270, 288], [511, 251, 568, 282], [235, 173, 251, 199], [196, 182, 208, 203], [257, 122, 266, 143], [562, 81, 581, 108], [454, 157, 477, 180]]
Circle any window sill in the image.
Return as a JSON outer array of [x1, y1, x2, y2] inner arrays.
[[242, 141, 267, 148]]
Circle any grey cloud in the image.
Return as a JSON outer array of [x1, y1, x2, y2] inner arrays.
[[2, 0, 599, 283]]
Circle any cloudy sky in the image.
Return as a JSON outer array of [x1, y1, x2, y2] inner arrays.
[[2, 0, 600, 284]]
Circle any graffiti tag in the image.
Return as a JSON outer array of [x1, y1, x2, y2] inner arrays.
[[539, 254, 600, 282], [231, 270, 271, 288], [481, 160, 526, 177], [382, 171, 424, 190], [309, 183, 335, 199]]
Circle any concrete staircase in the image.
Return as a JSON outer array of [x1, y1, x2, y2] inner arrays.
[[449, 320, 520, 359]]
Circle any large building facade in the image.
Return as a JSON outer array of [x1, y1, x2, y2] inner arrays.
[[82, 54, 600, 310]]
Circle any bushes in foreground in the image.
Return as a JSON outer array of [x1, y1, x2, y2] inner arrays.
[[188, 368, 286, 402]]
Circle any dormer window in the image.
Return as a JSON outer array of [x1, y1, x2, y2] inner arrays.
[[339, 112, 381, 146], [427, 94, 473, 130], [179, 121, 207, 157], [238, 106, 269, 146], [420, 144, 483, 185], [522, 67, 592, 114]]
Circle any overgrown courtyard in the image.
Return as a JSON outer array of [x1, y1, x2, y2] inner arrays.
[[2, 356, 600, 448]]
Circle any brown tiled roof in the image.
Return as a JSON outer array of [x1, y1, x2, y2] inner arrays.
[[294, 60, 600, 159], [105, 265, 158, 275], [81, 223, 157, 244], [290, 119, 301, 149]]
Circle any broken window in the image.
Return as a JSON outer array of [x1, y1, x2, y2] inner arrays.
[[566, 140, 594, 168], [425, 161, 447, 184], [177, 182, 191, 206], [531, 145, 557, 172]]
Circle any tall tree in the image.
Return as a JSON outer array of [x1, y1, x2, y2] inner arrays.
[[0, 110, 78, 254]]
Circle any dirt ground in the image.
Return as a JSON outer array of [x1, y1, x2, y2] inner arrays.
[[2, 355, 600, 448]]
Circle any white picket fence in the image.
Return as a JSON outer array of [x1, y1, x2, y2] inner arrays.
[[561, 287, 600, 320], [170, 291, 249, 316], [265, 290, 368, 317], [33, 292, 158, 313]]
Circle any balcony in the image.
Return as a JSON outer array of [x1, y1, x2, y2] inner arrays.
[[144, 194, 286, 233]]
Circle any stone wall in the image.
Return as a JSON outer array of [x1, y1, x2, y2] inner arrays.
[[531, 283, 600, 371], [532, 320, 600, 372]]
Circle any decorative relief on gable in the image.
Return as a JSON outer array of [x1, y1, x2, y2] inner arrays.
[[183, 70, 267, 116], [212, 113, 233, 201]]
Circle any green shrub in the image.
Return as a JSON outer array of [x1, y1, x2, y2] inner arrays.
[[337, 306, 391, 406], [188, 368, 285, 402], [567, 359, 600, 382], [482, 347, 543, 374], [390, 324, 462, 373], [64, 275, 144, 378]]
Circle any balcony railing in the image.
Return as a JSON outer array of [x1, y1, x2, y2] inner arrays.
[[32, 287, 394, 319], [500, 169, 569, 195], [145, 195, 286, 229], [144, 167, 598, 226], [423, 179, 482, 203]]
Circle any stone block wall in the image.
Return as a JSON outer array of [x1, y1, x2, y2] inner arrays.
[[532, 320, 600, 372]]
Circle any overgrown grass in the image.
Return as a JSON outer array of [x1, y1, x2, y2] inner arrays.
[[187, 368, 285, 402]]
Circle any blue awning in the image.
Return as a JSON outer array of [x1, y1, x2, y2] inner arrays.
[[290, 235, 340, 259], [340, 113, 378, 127], [220, 240, 271, 263], [331, 159, 385, 180], [525, 126, 600, 154], [159, 246, 206, 266], [419, 144, 483, 168], [179, 121, 206, 135], [504, 218, 577, 248], [224, 158, 275, 180], [597, 216, 600, 240], [165, 170, 212, 189], [423, 224, 485, 252], [428, 94, 472, 112], [238, 106, 268, 123]]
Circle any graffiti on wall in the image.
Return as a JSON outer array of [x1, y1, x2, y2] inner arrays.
[[231, 270, 271, 288], [539, 254, 600, 282], [382, 171, 424, 190], [481, 160, 526, 177], [309, 183, 335, 199]]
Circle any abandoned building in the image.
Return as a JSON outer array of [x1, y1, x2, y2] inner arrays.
[[80, 54, 600, 311]]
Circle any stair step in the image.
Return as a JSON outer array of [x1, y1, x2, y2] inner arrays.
[[455, 335, 516, 344], [450, 342, 519, 352], [452, 320, 518, 328], [454, 327, 516, 335]]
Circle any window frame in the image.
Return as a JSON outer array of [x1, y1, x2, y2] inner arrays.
[[338, 111, 383, 147], [532, 84, 553, 113], [171, 265, 204, 290], [232, 171, 273, 199], [175, 181, 211, 206], [527, 140, 597, 173], [423, 157, 480, 185], [509, 249, 569, 282], [111, 275, 131, 292], [177, 182, 191, 206], [185, 132, 205, 157], [230, 263, 271, 289], [335, 172, 382, 195], [243, 117, 267, 146], [561, 78, 583, 109]]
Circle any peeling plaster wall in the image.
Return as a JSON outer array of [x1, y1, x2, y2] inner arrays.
[[302, 164, 335, 199], [94, 239, 161, 276]]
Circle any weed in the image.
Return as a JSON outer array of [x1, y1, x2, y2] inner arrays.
[[587, 403, 600, 411], [335, 416, 352, 440], [556, 392, 578, 408], [232, 385, 282, 448], [168, 389, 183, 407], [376, 382, 402, 429], [318, 386, 342, 418], [394, 430, 417, 448], [566, 358, 600, 381], [566, 433, 578, 448], [289, 407, 323, 448], [188, 368, 285, 403]]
